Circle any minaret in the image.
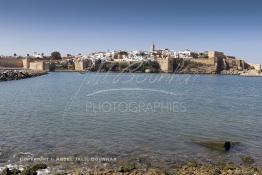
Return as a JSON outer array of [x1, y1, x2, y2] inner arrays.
[[151, 43, 155, 52]]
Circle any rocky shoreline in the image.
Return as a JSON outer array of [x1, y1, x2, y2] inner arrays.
[[0, 70, 47, 81], [0, 160, 261, 175], [1, 69, 261, 81]]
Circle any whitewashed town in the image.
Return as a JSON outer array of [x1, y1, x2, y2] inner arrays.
[[0, 44, 262, 81]]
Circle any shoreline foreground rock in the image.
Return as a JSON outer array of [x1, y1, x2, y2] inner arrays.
[[0, 70, 47, 81], [240, 69, 262, 77], [0, 161, 261, 175]]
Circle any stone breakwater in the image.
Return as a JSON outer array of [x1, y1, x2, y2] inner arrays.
[[0, 70, 47, 81]]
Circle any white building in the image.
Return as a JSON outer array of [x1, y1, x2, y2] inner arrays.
[[174, 49, 193, 59], [32, 52, 44, 58]]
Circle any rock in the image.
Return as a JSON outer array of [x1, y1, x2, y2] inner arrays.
[[30, 164, 47, 172], [0, 168, 21, 175], [240, 69, 262, 77], [21, 168, 37, 175], [129, 170, 143, 175], [1, 160, 261, 175], [20, 164, 47, 175], [241, 156, 255, 165], [0, 168, 11, 175], [224, 163, 236, 171], [73, 169, 82, 175], [0, 70, 47, 82], [212, 168, 221, 175], [227, 169, 233, 175], [192, 140, 237, 151], [118, 163, 136, 173], [234, 169, 243, 175], [187, 160, 198, 168], [36, 169, 50, 175], [144, 169, 157, 175]]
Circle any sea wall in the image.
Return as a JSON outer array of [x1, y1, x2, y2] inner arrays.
[[0, 58, 23, 68]]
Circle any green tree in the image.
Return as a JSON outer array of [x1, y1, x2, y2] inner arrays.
[[190, 52, 199, 58], [119, 62, 129, 69], [51, 51, 62, 60]]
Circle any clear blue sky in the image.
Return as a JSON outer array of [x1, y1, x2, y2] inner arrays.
[[0, 0, 261, 63]]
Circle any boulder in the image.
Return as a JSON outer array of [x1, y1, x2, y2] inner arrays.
[[192, 140, 239, 152]]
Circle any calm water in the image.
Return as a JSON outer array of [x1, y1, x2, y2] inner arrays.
[[0, 73, 262, 166]]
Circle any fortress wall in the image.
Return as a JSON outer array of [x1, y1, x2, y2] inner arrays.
[[189, 57, 215, 65], [224, 58, 245, 70], [30, 62, 44, 71], [208, 51, 225, 59], [0, 58, 23, 68], [29, 61, 49, 71], [156, 57, 174, 73], [74, 60, 89, 71]]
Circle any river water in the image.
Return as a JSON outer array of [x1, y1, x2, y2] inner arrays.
[[0, 72, 261, 166]]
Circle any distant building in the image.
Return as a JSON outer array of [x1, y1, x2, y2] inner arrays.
[[32, 52, 44, 58], [250, 64, 261, 71], [174, 49, 193, 59]]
